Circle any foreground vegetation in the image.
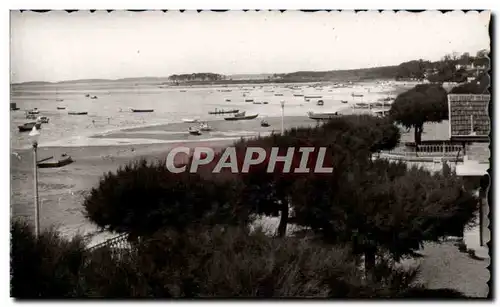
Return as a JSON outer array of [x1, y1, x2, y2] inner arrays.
[[11, 80, 487, 298]]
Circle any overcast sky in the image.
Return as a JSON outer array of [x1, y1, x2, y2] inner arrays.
[[10, 10, 490, 83]]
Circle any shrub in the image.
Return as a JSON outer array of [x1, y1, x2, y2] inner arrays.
[[10, 219, 87, 298]]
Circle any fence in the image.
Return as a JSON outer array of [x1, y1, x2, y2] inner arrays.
[[86, 233, 132, 258], [380, 144, 464, 161]]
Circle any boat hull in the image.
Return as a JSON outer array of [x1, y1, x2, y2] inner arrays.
[[37, 157, 74, 168], [131, 109, 154, 113], [208, 109, 239, 115], [307, 112, 339, 120], [68, 112, 88, 115], [224, 114, 259, 121]]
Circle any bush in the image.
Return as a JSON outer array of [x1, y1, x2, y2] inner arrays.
[[10, 220, 87, 298]]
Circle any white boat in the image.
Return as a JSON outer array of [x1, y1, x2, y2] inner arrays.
[[307, 111, 340, 120], [37, 116, 49, 123], [316, 100, 324, 106], [199, 122, 212, 131], [27, 108, 40, 115], [182, 118, 199, 123]]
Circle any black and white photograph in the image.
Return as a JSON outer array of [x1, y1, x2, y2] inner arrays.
[[8, 9, 491, 299]]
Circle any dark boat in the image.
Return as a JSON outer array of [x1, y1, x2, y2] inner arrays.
[[274, 93, 283, 96], [245, 99, 254, 102], [341, 100, 348, 104], [188, 127, 202, 135], [304, 95, 322, 99], [317, 100, 324, 106], [10, 103, 19, 111], [18, 122, 42, 132], [225, 99, 231, 102], [85, 94, 90, 97], [131, 109, 154, 113], [224, 113, 259, 121], [37, 154, 74, 168], [90, 96, 98, 99], [208, 109, 239, 115], [263, 101, 269, 104], [260, 120, 270, 127], [351, 93, 364, 97], [57, 106, 66, 110], [293, 94, 304, 97], [68, 111, 88, 115], [56, 99, 64, 102]]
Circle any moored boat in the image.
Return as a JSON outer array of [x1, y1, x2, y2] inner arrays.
[[304, 95, 322, 99], [341, 100, 348, 104], [182, 118, 199, 123], [68, 111, 88, 115], [199, 122, 212, 131], [131, 109, 154, 113], [260, 120, 270, 127], [263, 101, 269, 104], [274, 93, 284, 96], [37, 116, 49, 123], [307, 111, 340, 120], [208, 109, 239, 115], [18, 122, 42, 132], [317, 100, 324, 106], [37, 153, 74, 168], [224, 113, 258, 121], [27, 108, 40, 115], [57, 106, 66, 110], [188, 127, 202, 135]]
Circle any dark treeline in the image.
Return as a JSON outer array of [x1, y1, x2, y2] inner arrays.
[[395, 50, 489, 83]]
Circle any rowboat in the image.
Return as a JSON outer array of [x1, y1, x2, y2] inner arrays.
[[341, 100, 348, 104], [68, 111, 88, 115], [57, 106, 66, 110], [131, 109, 154, 113], [37, 154, 74, 168], [18, 122, 42, 132], [317, 100, 324, 106], [224, 113, 258, 121], [27, 108, 40, 115], [260, 120, 270, 127], [307, 111, 340, 120], [263, 101, 269, 104], [304, 95, 322, 99], [188, 127, 202, 135], [37, 116, 49, 123], [182, 118, 199, 123], [199, 122, 212, 131]]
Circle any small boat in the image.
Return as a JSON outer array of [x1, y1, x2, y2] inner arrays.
[[253, 101, 262, 104], [68, 111, 88, 115], [90, 96, 98, 99], [131, 109, 154, 113], [188, 127, 202, 135], [245, 99, 254, 102], [304, 95, 322, 99], [341, 100, 348, 104], [199, 122, 212, 131], [351, 93, 364, 97], [57, 106, 66, 110], [37, 153, 74, 168], [262, 101, 269, 104], [307, 111, 340, 121], [293, 94, 304, 97], [224, 113, 258, 121], [208, 109, 239, 115], [18, 122, 42, 132], [85, 94, 90, 97], [180, 90, 187, 92], [27, 108, 40, 115], [56, 99, 64, 102], [260, 120, 270, 127], [182, 118, 199, 123], [220, 89, 232, 92], [225, 99, 231, 102], [317, 100, 324, 106], [37, 116, 49, 123], [274, 93, 284, 96], [25, 113, 37, 120]]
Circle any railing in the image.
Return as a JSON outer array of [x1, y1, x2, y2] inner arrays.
[[86, 233, 132, 257], [380, 144, 464, 160]]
